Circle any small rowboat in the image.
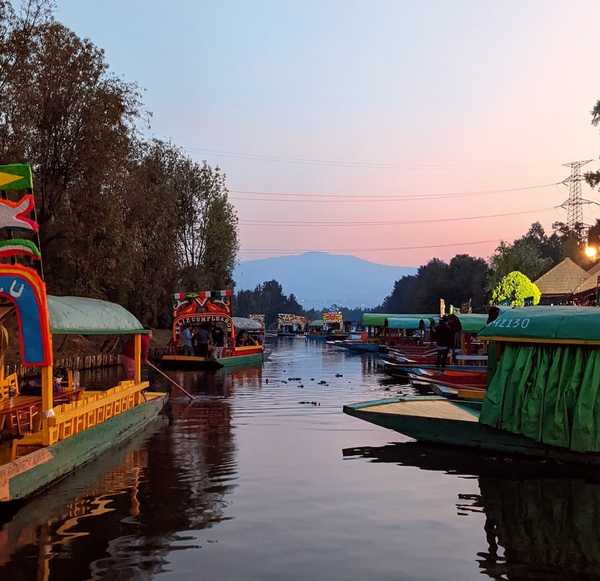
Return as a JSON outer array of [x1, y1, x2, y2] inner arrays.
[[379, 359, 483, 378], [430, 383, 486, 401], [408, 368, 487, 387]]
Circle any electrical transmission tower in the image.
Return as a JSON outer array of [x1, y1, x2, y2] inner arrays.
[[559, 159, 594, 235]]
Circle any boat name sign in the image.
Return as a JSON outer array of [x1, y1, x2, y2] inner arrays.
[[174, 314, 233, 334], [487, 317, 531, 329]]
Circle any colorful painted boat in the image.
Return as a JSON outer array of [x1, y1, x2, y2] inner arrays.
[[161, 345, 264, 368], [0, 288, 166, 503], [346, 307, 600, 465], [160, 290, 264, 369], [277, 313, 306, 336], [0, 163, 167, 503]]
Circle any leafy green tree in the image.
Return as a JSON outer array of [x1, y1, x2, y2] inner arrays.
[[490, 271, 541, 307], [176, 161, 238, 290]]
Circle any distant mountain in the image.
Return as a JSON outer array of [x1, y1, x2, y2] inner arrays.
[[234, 252, 417, 308]]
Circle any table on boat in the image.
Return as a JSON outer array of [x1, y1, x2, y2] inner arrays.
[[0, 395, 41, 435], [0, 389, 84, 437]]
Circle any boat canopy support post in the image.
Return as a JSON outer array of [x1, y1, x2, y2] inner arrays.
[[134, 334, 142, 385], [41, 364, 53, 444]]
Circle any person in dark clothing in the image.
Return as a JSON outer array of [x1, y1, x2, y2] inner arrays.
[[417, 319, 426, 344], [446, 314, 463, 365], [212, 325, 225, 358], [193, 326, 210, 357], [434, 318, 452, 367]]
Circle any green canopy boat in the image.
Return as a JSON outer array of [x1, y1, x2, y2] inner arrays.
[[47, 295, 149, 335], [345, 306, 600, 464]]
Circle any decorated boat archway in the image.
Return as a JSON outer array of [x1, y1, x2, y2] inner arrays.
[[161, 289, 264, 368]]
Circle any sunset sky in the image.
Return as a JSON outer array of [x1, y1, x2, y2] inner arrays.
[[58, 0, 600, 266]]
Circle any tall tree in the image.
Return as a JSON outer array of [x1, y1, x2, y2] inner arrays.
[[0, 3, 240, 328], [445, 254, 489, 310], [378, 275, 418, 313], [176, 161, 238, 290], [0, 19, 141, 296], [379, 255, 487, 314]]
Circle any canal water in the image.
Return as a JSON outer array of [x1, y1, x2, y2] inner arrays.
[[2, 338, 600, 580]]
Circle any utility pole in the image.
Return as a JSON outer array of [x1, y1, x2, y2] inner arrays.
[[559, 159, 594, 237]]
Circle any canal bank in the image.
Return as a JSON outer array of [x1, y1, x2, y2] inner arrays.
[[0, 338, 598, 580]]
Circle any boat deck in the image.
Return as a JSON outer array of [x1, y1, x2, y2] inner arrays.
[[361, 398, 478, 421]]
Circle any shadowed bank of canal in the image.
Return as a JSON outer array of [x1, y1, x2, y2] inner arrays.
[[2, 338, 600, 580]]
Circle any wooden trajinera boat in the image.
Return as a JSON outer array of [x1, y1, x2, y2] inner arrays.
[[345, 307, 600, 464], [0, 163, 166, 503], [160, 290, 264, 368]]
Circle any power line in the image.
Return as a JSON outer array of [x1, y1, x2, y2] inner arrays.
[[239, 206, 557, 227], [230, 182, 560, 203], [185, 146, 397, 168], [238, 239, 501, 253]]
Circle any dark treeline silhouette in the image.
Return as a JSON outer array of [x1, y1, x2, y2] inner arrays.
[[0, 1, 238, 327], [379, 219, 600, 314], [234, 280, 366, 327], [235, 281, 304, 328]]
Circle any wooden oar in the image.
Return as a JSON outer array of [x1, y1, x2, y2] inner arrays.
[[147, 361, 196, 401]]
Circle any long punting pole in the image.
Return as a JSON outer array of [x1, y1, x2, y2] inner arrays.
[[147, 361, 195, 401]]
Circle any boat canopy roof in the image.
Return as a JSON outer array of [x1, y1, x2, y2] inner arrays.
[[232, 316, 263, 331], [362, 313, 437, 327], [308, 319, 324, 328], [386, 317, 421, 330], [48, 296, 147, 335], [457, 313, 488, 334], [363, 311, 489, 333], [479, 306, 600, 345]]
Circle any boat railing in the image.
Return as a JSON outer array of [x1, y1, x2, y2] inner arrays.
[[13, 379, 152, 452]]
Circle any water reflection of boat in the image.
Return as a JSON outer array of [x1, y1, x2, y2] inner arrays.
[[1, 365, 242, 579], [0, 416, 166, 577], [344, 441, 600, 580]]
